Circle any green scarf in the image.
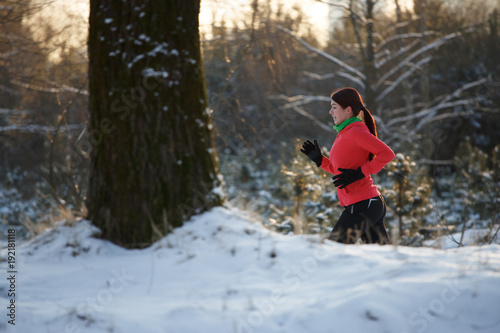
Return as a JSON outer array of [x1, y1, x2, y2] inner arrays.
[[333, 117, 362, 132]]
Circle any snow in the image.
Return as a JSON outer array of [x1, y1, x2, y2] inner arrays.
[[0, 123, 84, 133], [141, 68, 169, 78], [1, 206, 500, 333], [128, 44, 179, 69], [138, 34, 149, 41], [195, 119, 205, 127], [147, 43, 171, 57]]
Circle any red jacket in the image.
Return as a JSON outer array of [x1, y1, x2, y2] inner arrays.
[[320, 122, 395, 207]]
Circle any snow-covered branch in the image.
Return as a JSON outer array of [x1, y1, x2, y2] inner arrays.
[[290, 106, 332, 132], [385, 99, 475, 129], [0, 123, 84, 133], [303, 72, 337, 81], [385, 108, 432, 128], [269, 94, 332, 131], [302, 70, 365, 89], [376, 56, 432, 102], [0, 108, 32, 115], [277, 26, 366, 83], [374, 32, 462, 90], [375, 39, 419, 69], [269, 94, 331, 107], [11, 80, 89, 96], [375, 31, 438, 53], [437, 78, 489, 107], [409, 110, 483, 138], [385, 77, 488, 130], [336, 71, 366, 89], [409, 78, 489, 134]]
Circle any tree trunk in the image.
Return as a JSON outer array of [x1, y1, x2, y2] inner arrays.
[[398, 180, 404, 237], [416, 0, 430, 103], [488, 9, 498, 65], [394, 0, 413, 114], [87, 0, 222, 248], [364, 0, 377, 110]]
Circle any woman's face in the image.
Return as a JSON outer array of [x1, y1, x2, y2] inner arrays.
[[329, 100, 352, 125]]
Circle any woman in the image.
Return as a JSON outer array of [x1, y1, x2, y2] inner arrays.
[[300, 87, 395, 244]]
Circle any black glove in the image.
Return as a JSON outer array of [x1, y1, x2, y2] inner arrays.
[[300, 139, 323, 167], [332, 167, 364, 189]]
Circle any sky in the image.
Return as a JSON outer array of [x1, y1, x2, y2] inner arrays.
[[32, 0, 486, 63], [199, 0, 332, 42], [30, 0, 416, 57]]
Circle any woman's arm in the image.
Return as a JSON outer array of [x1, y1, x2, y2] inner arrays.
[[354, 129, 395, 175], [320, 155, 336, 174]]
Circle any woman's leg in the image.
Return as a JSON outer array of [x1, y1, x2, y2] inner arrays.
[[328, 209, 367, 244], [328, 196, 388, 244], [361, 217, 391, 244], [361, 196, 390, 244]]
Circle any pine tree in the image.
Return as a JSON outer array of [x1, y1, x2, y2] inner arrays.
[[87, 0, 222, 248], [382, 153, 431, 241]]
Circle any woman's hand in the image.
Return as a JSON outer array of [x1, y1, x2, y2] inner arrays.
[[300, 139, 323, 167], [332, 167, 364, 189]]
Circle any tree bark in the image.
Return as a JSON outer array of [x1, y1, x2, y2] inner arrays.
[[394, 0, 413, 114], [87, 0, 222, 248], [416, 0, 430, 103], [364, 0, 377, 110]]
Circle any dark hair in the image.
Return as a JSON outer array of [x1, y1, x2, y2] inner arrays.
[[331, 87, 377, 137], [331, 87, 378, 160]]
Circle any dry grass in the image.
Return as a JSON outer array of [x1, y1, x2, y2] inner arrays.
[[21, 206, 80, 239]]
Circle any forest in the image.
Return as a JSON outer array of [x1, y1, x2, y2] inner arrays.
[[1, 0, 499, 246], [1, 1, 500, 332]]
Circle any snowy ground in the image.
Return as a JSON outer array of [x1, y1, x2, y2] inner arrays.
[[1, 206, 500, 333]]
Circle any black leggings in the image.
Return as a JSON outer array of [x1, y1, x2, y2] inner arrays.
[[328, 195, 391, 245]]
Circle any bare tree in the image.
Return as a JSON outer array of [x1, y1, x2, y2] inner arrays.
[[276, 0, 495, 149]]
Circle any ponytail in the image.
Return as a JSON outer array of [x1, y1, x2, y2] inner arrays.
[[361, 107, 377, 161], [360, 107, 378, 138]]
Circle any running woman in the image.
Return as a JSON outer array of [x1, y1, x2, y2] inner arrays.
[[301, 87, 395, 244]]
